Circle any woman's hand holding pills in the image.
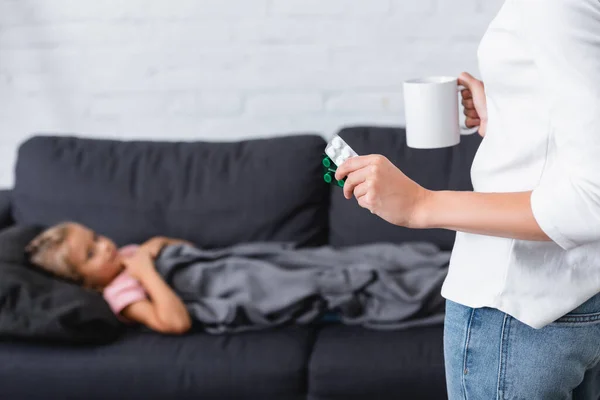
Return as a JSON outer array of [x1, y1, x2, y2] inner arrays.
[[334, 154, 430, 228]]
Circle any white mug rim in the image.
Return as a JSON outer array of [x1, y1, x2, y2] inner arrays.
[[404, 76, 457, 85]]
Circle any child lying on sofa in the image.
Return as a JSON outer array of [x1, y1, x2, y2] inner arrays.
[[26, 221, 451, 335], [25, 222, 193, 335]]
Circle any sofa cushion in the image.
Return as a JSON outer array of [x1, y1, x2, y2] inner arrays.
[[328, 126, 481, 250], [0, 327, 315, 400], [12, 134, 329, 248], [308, 325, 446, 400], [0, 225, 124, 344]]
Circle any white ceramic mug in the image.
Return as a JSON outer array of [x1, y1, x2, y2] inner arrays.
[[403, 76, 479, 149]]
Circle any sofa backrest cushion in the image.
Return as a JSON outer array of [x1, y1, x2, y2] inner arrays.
[[12, 134, 329, 248], [328, 126, 481, 250]]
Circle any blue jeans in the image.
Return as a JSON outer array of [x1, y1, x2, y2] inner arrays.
[[444, 294, 600, 399]]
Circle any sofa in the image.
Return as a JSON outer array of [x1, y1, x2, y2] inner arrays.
[[0, 126, 481, 400]]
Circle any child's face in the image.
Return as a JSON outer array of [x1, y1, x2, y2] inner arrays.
[[63, 223, 123, 288]]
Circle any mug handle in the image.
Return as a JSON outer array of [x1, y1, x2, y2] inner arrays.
[[457, 85, 480, 135]]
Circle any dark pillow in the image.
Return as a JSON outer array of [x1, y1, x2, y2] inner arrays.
[[0, 225, 124, 344], [328, 126, 481, 250], [11, 134, 329, 249], [0, 224, 42, 265], [0, 190, 11, 230]]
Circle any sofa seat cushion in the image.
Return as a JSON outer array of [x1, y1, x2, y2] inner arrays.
[[0, 327, 316, 400], [12, 134, 329, 249], [328, 126, 481, 250], [308, 325, 446, 400]]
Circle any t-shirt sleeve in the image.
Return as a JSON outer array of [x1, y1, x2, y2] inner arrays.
[[103, 271, 147, 318], [519, 0, 600, 250], [118, 244, 140, 258]]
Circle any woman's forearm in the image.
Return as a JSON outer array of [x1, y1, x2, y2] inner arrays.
[[137, 268, 191, 330], [417, 190, 551, 242]]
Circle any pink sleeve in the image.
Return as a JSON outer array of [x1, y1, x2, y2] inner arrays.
[[102, 271, 147, 319], [118, 244, 140, 258]]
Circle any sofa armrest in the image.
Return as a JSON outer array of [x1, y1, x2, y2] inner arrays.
[[0, 189, 13, 230]]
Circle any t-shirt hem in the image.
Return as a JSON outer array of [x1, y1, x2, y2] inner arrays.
[[441, 288, 552, 330]]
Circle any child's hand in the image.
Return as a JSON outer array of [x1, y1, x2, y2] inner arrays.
[[164, 238, 194, 247], [141, 237, 193, 259], [140, 238, 166, 259], [123, 247, 155, 279]]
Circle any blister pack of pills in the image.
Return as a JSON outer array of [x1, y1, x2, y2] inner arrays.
[[325, 135, 359, 167], [321, 135, 359, 187]]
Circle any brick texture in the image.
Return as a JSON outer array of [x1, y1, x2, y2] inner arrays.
[[0, 0, 504, 187]]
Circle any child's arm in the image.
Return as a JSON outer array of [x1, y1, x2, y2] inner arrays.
[[121, 248, 191, 335], [141, 236, 194, 258]]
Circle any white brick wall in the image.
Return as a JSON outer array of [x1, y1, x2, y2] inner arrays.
[[0, 0, 504, 187]]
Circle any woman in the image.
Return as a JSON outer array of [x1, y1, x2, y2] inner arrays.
[[335, 1, 600, 398]]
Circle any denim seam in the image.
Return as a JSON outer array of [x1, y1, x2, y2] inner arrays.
[[588, 325, 600, 371], [581, 329, 600, 377], [461, 308, 476, 400], [497, 314, 511, 400], [553, 312, 600, 324]]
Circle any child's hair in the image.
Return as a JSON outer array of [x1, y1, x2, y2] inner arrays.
[[25, 222, 82, 282]]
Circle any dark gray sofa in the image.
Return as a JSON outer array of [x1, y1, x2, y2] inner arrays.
[[0, 126, 482, 400]]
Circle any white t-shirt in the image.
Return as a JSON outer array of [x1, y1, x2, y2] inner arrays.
[[442, 0, 600, 329]]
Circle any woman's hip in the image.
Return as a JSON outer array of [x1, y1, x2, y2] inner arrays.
[[443, 296, 600, 399]]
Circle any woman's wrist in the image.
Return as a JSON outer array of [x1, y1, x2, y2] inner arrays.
[[410, 189, 440, 230]]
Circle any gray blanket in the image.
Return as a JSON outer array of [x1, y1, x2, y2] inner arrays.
[[155, 242, 451, 334]]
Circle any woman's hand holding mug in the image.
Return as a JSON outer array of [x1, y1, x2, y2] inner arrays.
[[458, 72, 488, 138]]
